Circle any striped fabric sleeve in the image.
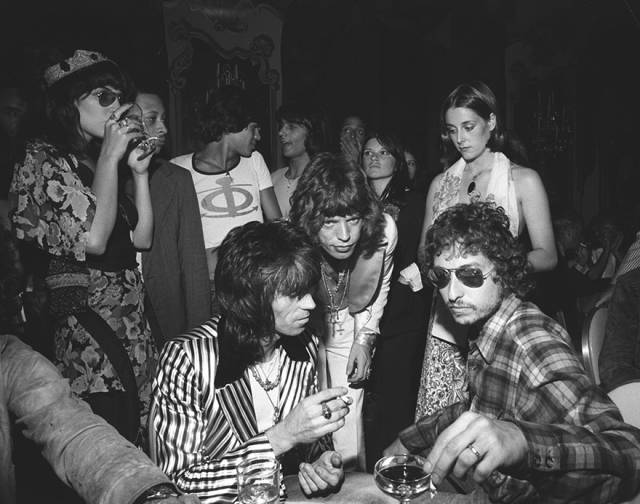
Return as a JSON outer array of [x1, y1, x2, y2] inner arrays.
[[150, 332, 274, 503]]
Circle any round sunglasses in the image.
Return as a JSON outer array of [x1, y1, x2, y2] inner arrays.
[[91, 88, 122, 107], [427, 266, 495, 289]]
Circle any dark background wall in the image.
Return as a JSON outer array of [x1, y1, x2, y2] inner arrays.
[[2, 0, 640, 231]]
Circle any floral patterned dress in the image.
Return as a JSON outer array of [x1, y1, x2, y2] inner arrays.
[[10, 140, 158, 443]]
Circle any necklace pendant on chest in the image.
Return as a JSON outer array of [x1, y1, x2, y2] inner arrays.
[[273, 406, 280, 424]]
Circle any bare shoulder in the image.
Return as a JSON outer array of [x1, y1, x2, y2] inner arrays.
[[427, 172, 445, 196], [511, 164, 543, 190], [430, 171, 445, 187]]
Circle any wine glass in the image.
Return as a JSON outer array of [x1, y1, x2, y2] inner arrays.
[[236, 456, 280, 504], [374, 454, 435, 503], [120, 103, 159, 159]]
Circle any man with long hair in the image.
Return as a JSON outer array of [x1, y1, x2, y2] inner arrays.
[[290, 152, 397, 470], [150, 220, 350, 503], [387, 201, 640, 502]]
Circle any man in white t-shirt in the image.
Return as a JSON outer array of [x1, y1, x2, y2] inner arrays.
[[171, 86, 281, 280]]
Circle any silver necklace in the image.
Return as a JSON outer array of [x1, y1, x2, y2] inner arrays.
[[250, 350, 282, 391], [250, 349, 282, 423], [321, 264, 350, 334]]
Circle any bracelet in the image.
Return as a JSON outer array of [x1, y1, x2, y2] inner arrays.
[[133, 483, 181, 504], [354, 329, 378, 348]]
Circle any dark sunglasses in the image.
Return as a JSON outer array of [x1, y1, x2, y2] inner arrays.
[[92, 88, 122, 107], [427, 266, 494, 289]]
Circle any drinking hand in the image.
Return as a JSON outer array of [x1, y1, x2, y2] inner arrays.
[[101, 103, 139, 162]]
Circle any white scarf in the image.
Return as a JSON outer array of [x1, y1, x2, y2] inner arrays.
[[433, 151, 520, 237]]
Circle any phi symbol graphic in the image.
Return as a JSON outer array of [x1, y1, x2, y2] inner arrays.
[[199, 177, 258, 218]]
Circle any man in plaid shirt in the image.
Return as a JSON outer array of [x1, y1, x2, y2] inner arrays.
[[386, 201, 640, 503]]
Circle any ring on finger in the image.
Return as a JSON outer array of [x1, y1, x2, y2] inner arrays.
[[467, 443, 482, 461], [118, 118, 129, 128], [321, 402, 332, 420]]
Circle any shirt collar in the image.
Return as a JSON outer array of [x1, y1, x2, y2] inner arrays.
[[215, 316, 311, 387], [470, 293, 522, 364]]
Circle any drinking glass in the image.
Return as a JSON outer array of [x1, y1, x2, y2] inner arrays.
[[374, 454, 435, 503], [236, 456, 280, 504], [120, 103, 158, 159]]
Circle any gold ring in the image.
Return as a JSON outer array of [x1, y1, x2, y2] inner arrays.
[[321, 402, 332, 420], [467, 443, 482, 461], [118, 118, 129, 128]]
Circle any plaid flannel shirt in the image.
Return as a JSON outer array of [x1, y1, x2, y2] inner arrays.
[[400, 294, 640, 503]]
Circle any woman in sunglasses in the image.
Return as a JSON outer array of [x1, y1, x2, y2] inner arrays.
[[10, 50, 157, 450], [414, 81, 557, 421]]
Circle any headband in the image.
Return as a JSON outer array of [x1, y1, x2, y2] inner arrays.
[[44, 49, 114, 87]]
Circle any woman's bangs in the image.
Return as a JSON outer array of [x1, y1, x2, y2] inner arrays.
[[76, 62, 134, 101]]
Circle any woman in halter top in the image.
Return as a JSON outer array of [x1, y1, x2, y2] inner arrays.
[[414, 81, 557, 420]]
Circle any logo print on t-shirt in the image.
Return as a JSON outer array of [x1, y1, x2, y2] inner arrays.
[[198, 176, 258, 218]]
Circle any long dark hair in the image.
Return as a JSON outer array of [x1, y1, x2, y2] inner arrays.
[[45, 60, 135, 155], [215, 220, 321, 369], [289, 152, 386, 258], [440, 80, 531, 167], [363, 131, 411, 208]]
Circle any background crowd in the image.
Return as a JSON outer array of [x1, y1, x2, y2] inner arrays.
[[1, 40, 640, 504]]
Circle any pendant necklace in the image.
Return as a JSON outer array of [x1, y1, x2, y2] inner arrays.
[[250, 348, 282, 423], [467, 169, 482, 201], [321, 263, 350, 334]]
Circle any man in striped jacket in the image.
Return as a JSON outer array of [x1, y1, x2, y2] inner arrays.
[[150, 220, 351, 503]]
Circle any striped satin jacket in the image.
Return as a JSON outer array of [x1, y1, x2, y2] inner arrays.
[[149, 316, 331, 503]]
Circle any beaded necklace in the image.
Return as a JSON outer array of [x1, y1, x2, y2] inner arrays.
[[250, 348, 282, 423]]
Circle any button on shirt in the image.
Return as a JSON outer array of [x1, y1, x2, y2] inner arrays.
[[400, 294, 640, 503]]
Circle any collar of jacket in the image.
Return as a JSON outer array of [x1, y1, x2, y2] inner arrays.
[[347, 243, 387, 313], [215, 325, 311, 387]]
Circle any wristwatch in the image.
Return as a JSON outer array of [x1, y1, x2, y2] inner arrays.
[[133, 483, 181, 503]]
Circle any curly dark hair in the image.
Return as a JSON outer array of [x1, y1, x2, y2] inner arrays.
[[289, 152, 386, 258], [214, 220, 320, 370], [195, 85, 257, 144], [45, 59, 135, 155], [422, 201, 533, 298]]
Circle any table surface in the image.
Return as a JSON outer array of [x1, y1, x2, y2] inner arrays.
[[284, 472, 473, 504]]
